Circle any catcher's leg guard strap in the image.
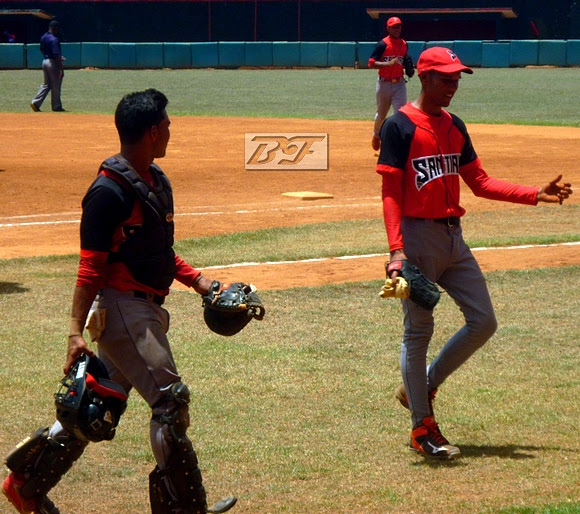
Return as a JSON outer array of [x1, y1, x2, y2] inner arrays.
[[5, 427, 51, 474], [151, 382, 207, 513], [6, 427, 87, 499], [149, 465, 173, 514]]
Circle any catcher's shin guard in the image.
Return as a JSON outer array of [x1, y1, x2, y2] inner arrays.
[[5, 426, 87, 499], [5, 427, 51, 474], [150, 382, 207, 514]]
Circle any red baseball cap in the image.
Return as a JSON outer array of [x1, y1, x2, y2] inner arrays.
[[387, 17, 402, 27], [417, 47, 473, 75]]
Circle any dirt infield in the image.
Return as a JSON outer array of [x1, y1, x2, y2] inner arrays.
[[1, 113, 578, 288]]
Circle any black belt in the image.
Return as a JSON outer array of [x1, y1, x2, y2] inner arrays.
[[133, 290, 165, 305], [416, 216, 460, 227]]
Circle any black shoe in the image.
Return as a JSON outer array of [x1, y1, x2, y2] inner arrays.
[[52, 107, 66, 112], [30, 103, 40, 112]]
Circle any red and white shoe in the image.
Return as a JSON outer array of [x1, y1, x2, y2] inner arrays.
[[410, 416, 461, 460], [2, 473, 59, 514]]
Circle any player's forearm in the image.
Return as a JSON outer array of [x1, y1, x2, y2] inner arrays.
[[69, 284, 100, 337]]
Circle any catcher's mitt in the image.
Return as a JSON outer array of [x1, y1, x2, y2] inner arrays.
[[380, 260, 440, 310], [403, 54, 415, 78], [202, 281, 265, 336]]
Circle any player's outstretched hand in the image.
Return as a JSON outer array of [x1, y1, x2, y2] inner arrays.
[[537, 175, 573, 204]]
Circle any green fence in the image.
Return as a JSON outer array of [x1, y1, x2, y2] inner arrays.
[[1, 40, 578, 70]]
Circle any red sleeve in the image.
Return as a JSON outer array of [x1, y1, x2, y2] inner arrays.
[[174, 254, 202, 288], [380, 166, 405, 252], [461, 159, 539, 205], [76, 249, 109, 288]]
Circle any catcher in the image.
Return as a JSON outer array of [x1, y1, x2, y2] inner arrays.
[[2, 89, 264, 514], [376, 47, 572, 460]]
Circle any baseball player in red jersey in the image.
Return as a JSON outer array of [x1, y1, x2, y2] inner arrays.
[[376, 47, 572, 459], [3, 89, 237, 514], [368, 17, 414, 152]]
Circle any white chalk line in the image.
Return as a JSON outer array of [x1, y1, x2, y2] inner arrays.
[[0, 199, 380, 228], [199, 241, 580, 271]]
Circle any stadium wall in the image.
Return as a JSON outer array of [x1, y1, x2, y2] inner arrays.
[[0, 1, 579, 45], [1, 39, 579, 69]]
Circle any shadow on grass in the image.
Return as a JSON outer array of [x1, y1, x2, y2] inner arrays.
[[460, 444, 542, 459], [411, 444, 552, 468], [0, 282, 29, 294]]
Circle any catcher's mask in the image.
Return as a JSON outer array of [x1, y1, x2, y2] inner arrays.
[[55, 354, 128, 442], [204, 307, 254, 337]]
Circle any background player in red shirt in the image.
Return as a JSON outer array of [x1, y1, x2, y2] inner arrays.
[[368, 17, 414, 152], [376, 47, 572, 460]]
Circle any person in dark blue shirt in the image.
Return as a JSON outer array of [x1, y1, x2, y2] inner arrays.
[[31, 20, 66, 112]]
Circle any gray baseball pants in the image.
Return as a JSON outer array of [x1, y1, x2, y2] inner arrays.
[[31, 58, 63, 111], [398, 217, 498, 428], [374, 78, 407, 136], [94, 288, 183, 470], [44, 288, 198, 507]]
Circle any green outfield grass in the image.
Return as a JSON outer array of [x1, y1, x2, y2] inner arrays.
[[1, 67, 579, 125], [0, 260, 578, 513]]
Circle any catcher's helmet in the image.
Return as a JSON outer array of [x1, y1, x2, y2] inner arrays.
[[55, 354, 128, 442]]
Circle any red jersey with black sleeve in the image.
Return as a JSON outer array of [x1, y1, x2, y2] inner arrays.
[[76, 164, 201, 296], [368, 36, 407, 80], [376, 103, 539, 252]]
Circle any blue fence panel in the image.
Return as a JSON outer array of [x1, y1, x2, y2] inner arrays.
[[538, 40, 567, 66], [300, 42, 328, 67], [81, 43, 109, 68], [164, 43, 192, 68], [191, 42, 218, 68], [426, 41, 453, 50], [245, 42, 273, 66], [272, 41, 300, 66], [136, 43, 164, 69], [356, 42, 376, 68], [406, 41, 426, 64], [61, 43, 81, 68], [453, 41, 482, 67], [109, 43, 136, 69], [218, 42, 245, 67], [566, 40, 580, 65], [0, 43, 25, 69], [509, 40, 539, 66], [26, 43, 42, 69], [328, 42, 356, 67], [482, 42, 510, 67]]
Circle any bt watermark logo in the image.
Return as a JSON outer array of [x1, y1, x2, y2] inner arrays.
[[244, 133, 329, 170]]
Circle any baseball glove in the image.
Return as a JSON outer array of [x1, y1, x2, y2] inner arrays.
[[403, 54, 415, 78], [380, 260, 440, 310], [202, 281, 265, 336]]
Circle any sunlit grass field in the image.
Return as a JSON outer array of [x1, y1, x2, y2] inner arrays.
[[0, 67, 578, 513], [0, 67, 579, 125]]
